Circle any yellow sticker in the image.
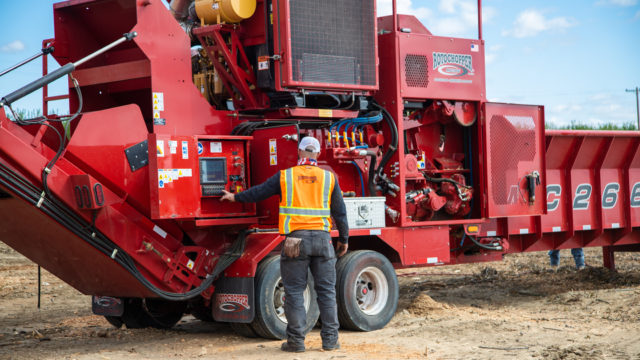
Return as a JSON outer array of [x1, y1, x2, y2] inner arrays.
[[318, 109, 333, 118], [269, 139, 277, 154], [156, 140, 164, 157], [270, 154, 277, 166]]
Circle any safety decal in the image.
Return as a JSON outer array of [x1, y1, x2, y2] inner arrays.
[[258, 56, 269, 70], [156, 140, 165, 157], [210, 142, 222, 153], [318, 109, 333, 118], [169, 141, 177, 154], [269, 139, 277, 154], [270, 154, 277, 166], [197, 142, 203, 155], [182, 141, 189, 159], [153, 225, 168, 238], [152, 92, 164, 111]]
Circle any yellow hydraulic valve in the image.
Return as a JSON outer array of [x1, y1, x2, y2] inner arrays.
[[195, 0, 256, 25]]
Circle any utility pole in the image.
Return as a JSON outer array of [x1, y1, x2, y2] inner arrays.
[[627, 87, 640, 130]]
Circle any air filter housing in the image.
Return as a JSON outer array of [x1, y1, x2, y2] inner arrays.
[[273, 0, 378, 92]]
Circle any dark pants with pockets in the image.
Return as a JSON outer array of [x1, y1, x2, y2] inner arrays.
[[280, 230, 339, 347]]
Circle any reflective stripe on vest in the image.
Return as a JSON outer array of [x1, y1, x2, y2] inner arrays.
[[279, 166, 334, 234]]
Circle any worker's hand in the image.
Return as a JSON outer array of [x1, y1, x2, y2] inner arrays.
[[220, 190, 236, 202], [336, 242, 348, 257]]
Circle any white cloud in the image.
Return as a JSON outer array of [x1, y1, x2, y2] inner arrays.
[[430, 0, 496, 37], [0, 40, 25, 53], [376, 0, 496, 37], [502, 9, 575, 38], [376, 0, 432, 20], [485, 44, 503, 65], [596, 0, 638, 6]]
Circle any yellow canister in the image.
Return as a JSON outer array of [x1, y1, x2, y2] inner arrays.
[[194, 0, 256, 24]]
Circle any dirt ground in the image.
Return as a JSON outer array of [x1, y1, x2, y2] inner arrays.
[[0, 243, 638, 360]]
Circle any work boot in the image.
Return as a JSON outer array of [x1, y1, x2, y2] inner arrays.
[[281, 342, 305, 353], [322, 342, 341, 351]]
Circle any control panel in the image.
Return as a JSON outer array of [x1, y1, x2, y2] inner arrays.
[[197, 139, 247, 197], [149, 134, 255, 220]]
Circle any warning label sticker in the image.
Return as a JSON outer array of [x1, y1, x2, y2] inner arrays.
[[258, 56, 270, 71], [270, 154, 277, 166], [156, 140, 164, 157], [182, 141, 189, 160], [210, 142, 222, 153], [269, 139, 277, 154], [169, 141, 177, 154], [152, 92, 164, 111]]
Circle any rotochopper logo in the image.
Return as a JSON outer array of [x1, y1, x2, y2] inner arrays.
[[432, 52, 474, 77], [217, 293, 250, 313]]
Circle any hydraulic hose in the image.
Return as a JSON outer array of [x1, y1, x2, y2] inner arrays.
[[0, 162, 248, 301], [367, 150, 377, 196], [372, 102, 398, 179]]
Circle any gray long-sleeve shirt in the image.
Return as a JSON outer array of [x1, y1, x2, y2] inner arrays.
[[235, 170, 349, 244]]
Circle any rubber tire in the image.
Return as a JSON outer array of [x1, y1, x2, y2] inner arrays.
[[250, 255, 320, 339], [189, 297, 215, 322], [143, 298, 187, 329], [230, 322, 259, 338], [104, 298, 185, 330], [109, 298, 152, 329], [336, 250, 399, 331]]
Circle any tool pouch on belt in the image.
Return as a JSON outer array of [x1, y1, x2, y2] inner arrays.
[[284, 237, 302, 258]]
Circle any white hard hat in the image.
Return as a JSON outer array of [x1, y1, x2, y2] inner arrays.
[[298, 136, 321, 153]]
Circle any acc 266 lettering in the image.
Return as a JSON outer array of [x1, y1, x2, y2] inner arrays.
[[546, 182, 640, 211]]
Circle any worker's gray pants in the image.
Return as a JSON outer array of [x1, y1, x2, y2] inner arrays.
[[280, 230, 339, 348]]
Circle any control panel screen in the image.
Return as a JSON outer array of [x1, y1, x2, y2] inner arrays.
[[199, 158, 227, 184]]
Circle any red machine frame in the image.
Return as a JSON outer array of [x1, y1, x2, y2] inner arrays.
[[0, 0, 638, 336]]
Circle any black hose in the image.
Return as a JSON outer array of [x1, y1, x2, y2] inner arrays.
[[367, 151, 377, 196], [372, 102, 398, 178], [0, 163, 248, 301]]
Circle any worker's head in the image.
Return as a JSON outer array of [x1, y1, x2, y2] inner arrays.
[[298, 136, 321, 159]]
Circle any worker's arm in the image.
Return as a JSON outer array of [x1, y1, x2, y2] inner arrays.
[[222, 172, 281, 203], [330, 180, 349, 245]]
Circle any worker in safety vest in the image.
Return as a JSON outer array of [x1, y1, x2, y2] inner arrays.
[[221, 135, 349, 353]]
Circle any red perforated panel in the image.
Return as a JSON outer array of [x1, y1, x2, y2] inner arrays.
[[404, 54, 429, 88], [483, 103, 546, 218]]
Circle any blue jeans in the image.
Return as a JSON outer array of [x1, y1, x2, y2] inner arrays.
[[548, 248, 585, 268], [280, 230, 339, 348]]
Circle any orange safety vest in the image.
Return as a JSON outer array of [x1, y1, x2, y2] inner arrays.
[[279, 165, 335, 235]]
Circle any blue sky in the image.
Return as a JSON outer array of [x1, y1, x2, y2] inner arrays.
[[1, 0, 639, 127]]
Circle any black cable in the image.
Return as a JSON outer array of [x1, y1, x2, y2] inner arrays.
[[467, 234, 502, 251], [7, 75, 83, 199], [371, 102, 398, 178], [367, 151, 377, 196], [0, 163, 249, 301]]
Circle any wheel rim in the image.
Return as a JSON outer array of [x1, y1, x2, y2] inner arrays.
[[273, 277, 311, 323], [354, 266, 388, 316]]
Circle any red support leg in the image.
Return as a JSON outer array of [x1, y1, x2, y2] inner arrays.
[[602, 246, 616, 271]]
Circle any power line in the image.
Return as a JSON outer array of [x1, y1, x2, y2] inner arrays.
[[626, 87, 640, 130]]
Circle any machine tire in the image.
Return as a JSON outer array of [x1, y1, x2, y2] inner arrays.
[[104, 298, 186, 329], [114, 298, 153, 329], [250, 255, 319, 339], [336, 250, 398, 331], [143, 298, 187, 329], [189, 297, 215, 322], [230, 322, 259, 338], [104, 316, 124, 329]]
